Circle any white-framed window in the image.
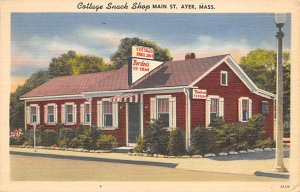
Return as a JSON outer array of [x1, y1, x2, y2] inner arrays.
[[150, 95, 176, 129], [205, 95, 224, 127], [238, 97, 252, 122], [261, 101, 269, 114], [61, 102, 77, 125], [103, 101, 113, 127], [31, 106, 37, 124], [81, 102, 91, 125], [26, 104, 40, 125], [97, 98, 118, 129], [157, 98, 170, 127], [44, 103, 57, 124], [220, 71, 228, 86]]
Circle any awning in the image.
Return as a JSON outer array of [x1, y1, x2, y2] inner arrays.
[[112, 92, 141, 103]]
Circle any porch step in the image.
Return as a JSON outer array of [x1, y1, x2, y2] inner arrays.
[[112, 146, 135, 153]]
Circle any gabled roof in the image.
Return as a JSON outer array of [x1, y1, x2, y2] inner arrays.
[[21, 67, 129, 98], [131, 54, 228, 89], [21, 54, 275, 99]]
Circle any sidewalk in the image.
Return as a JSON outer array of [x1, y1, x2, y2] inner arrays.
[[9, 147, 290, 177]]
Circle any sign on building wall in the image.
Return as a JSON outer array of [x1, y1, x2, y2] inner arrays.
[[132, 45, 154, 60], [192, 89, 207, 99], [129, 58, 163, 85]]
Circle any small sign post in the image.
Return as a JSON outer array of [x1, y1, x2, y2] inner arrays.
[[33, 122, 37, 152]]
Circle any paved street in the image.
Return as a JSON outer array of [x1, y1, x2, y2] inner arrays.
[[10, 152, 288, 181]]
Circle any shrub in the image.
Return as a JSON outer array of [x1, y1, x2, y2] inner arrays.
[[39, 129, 58, 146], [97, 134, 118, 150], [243, 114, 265, 148], [255, 137, 275, 148], [144, 120, 169, 155], [167, 127, 185, 156], [213, 114, 265, 152], [190, 126, 217, 155], [134, 136, 147, 153], [59, 128, 76, 140], [22, 129, 42, 146], [79, 125, 101, 150]]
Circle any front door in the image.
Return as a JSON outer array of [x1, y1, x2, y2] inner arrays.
[[128, 103, 141, 145]]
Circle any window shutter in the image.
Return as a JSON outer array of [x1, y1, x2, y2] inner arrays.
[[44, 105, 47, 124], [219, 97, 224, 117], [54, 104, 58, 124], [150, 97, 157, 122], [169, 97, 176, 128], [73, 104, 77, 124], [80, 104, 84, 124], [205, 98, 211, 127], [26, 106, 30, 124], [113, 102, 118, 127], [36, 105, 40, 124], [97, 101, 103, 128], [61, 104, 65, 124], [249, 99, 252, 119], [238, 98, 242, 122]]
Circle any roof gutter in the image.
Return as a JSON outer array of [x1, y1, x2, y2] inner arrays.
[[82, 86, 197, 97]]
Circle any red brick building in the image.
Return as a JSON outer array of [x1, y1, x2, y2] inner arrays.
[[21, 54, 275, 147]]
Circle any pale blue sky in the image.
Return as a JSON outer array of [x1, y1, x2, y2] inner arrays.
[[11, 13, 291, 85]]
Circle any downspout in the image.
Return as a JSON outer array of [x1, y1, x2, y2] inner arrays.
[[140, 93, 144, 137], [24, 100, 27, 131], [184, 88, 191, 149]]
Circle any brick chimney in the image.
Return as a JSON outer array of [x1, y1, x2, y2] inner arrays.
[[185, 53, 196, 60]]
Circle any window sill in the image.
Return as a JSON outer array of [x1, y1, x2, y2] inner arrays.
[[65, 123, 77, 125], [100, 127, 118, 130], [220, 84, 228, 86], [45, 123, 56, 125]]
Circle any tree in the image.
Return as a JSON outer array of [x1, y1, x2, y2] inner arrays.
[[240, 49, 290, 136], [10, 70, 50, 131], [11, 51, 113, 132], [110, 37, 173, 69], [49, 50, 113, 77]]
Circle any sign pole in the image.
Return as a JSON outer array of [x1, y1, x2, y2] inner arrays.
[[33, 122, 37, 152]]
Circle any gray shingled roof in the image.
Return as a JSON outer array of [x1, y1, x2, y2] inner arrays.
[[21, 54, 228, 98]]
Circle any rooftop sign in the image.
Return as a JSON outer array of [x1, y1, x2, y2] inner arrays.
[[129, 58, 163, 85], [132, 45, 154, 60]]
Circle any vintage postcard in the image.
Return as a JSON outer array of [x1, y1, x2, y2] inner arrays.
[[0, 0, 299, 192]]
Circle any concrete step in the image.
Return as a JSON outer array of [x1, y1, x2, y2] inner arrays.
[[112, 146, 135, 153]]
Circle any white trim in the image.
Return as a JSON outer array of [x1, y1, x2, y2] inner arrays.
[[44, 103, 57, 125], [220, 71, 228, 86], [126, 103, 129, 146], [82, 101, 91, 125], [184, 88, 191, 148], [27, 104, 39, 125], [140, 93, 144, 137], [64, 102, 77, 125], [20, 94, 82, 101], [98, 98, 118, 130], [205, 95, 224, 127], [24, 101, 27, 130], [238, 97, 252, 122], [189, 55, 275, 99], [82, 86, 192, 97], [189, 56, 230, 87]]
